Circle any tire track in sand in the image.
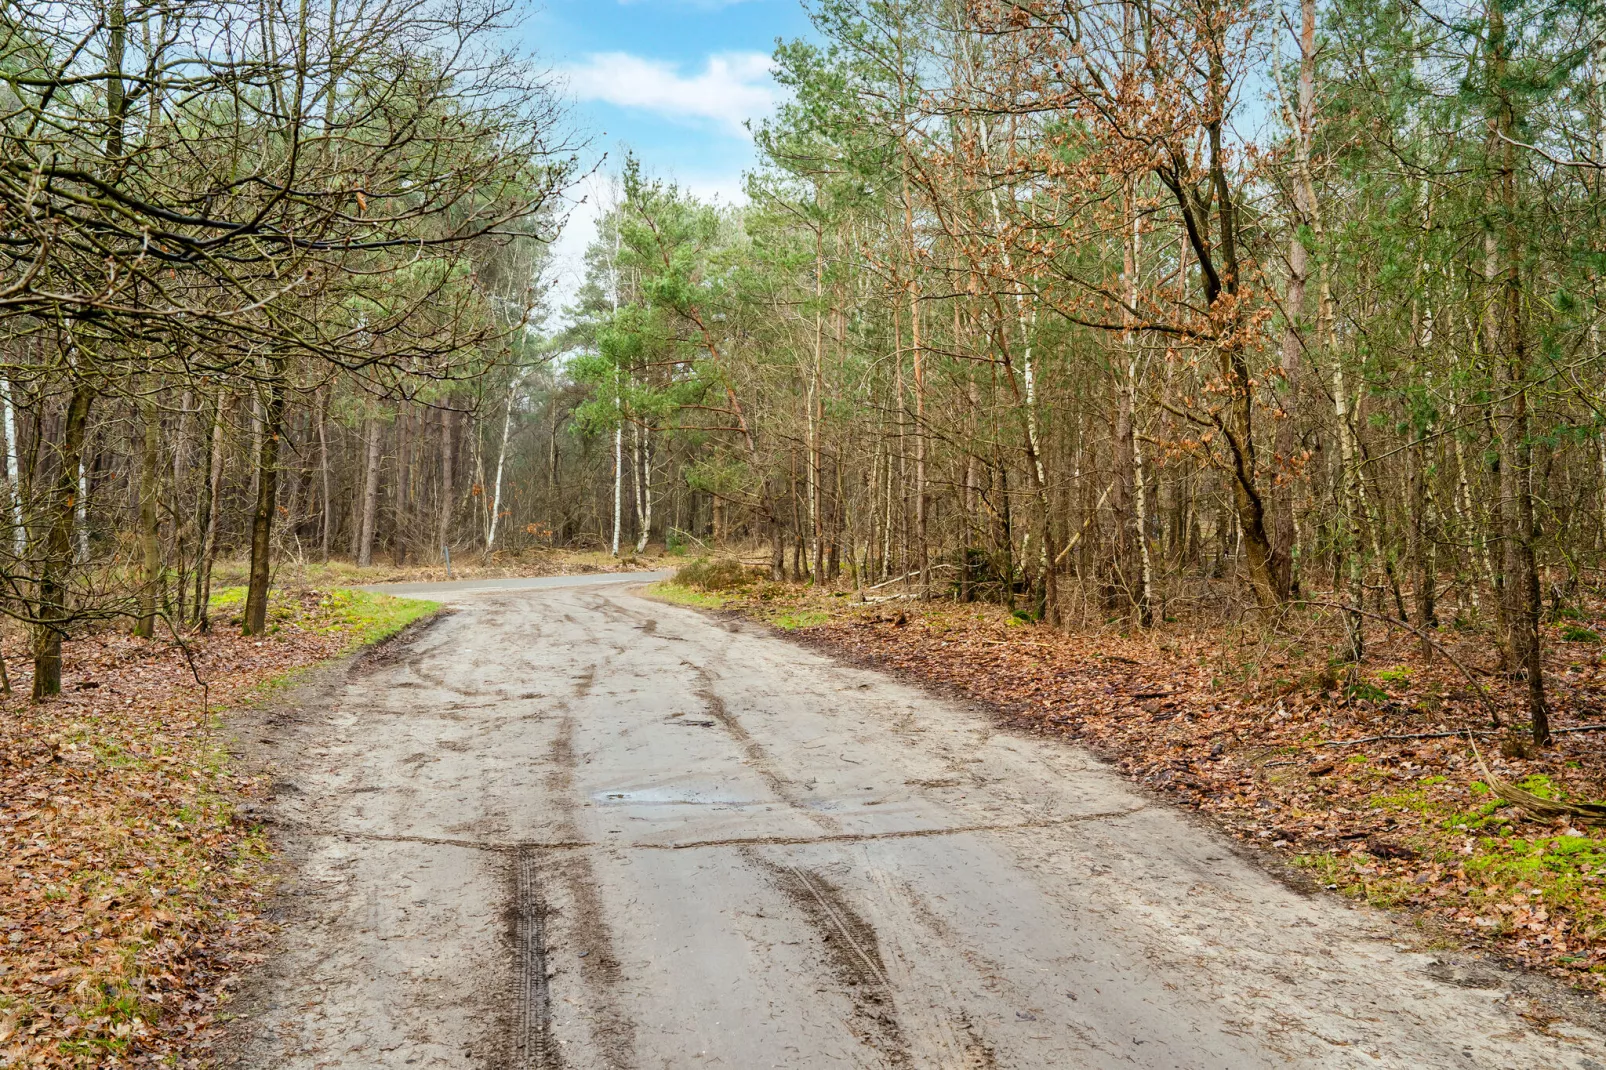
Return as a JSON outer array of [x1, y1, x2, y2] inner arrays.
[[509, 846, 562, 1069], [744, 849, 910, 1067]]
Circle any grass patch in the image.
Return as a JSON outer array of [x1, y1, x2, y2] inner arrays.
[[206, 587, 439, 707], [206, 547, 666, 590], [647, 581, 733, 609], [1457, 833, 1606, 942], [1298, 798, 1606, 950], [208, 585, 438, 651], [769, 609, 829, 631], [646, 580, 826, 630], [312, 588, 440, 650], [1369, 788, 1442, 815], [1345, 680, 1390, 705]]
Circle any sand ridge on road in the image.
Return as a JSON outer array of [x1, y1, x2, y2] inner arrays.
[[226, 575, 1606, 1069]]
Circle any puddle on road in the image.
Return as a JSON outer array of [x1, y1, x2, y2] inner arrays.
[[590, 787, 756, 808]]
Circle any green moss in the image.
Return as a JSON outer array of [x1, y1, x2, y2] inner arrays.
[[207, 585, 435, 648], [770, 610, 828, 630], [1562, 625, 1602, 644], [1461, 833, 1606, 932], [646, 581, 731, 609], [93, 739, 149, 771], [1516, 773, 1565, 801], [211, 588, 438, 711], [1442, 799, 1511, 831], [314, 588, 440, 650]]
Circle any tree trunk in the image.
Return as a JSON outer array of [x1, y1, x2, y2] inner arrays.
[[635, 426, 652, 555], [631, 421, 645, 555], [810, 222, 826, 582], [1488, 0, 1550, 744], [1, 376, 24, 560], [357, 412, 381, 567], [393, 405, 412, 565], [170, 387, 192, 626], [912, 280, 927, 594], [243, 376, 285, 636], [1409, 434, 1437, 635], [1113, 350, 1136, 609], [1271, 0, 1318, 598], [318, 387, 332, 561], [248, 389, 263, 506], [133, 391, 161, 638], [1219, 350, 1283, 609], [1119, 169, 1153, 625], [193, 391, 228, 630], [611, 418, 623, 557], [32, 379, 95, 699], [438, 402, 455, 557], [75, 458, 89, 564], [486, 385, 516, 553]]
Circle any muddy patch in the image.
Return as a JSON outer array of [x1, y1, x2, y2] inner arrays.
[[957, 1013, 998, 1068], [690, 667, 825, 819], [745, 850, 909, 1066], [345, 609, 450, 677], [572, 665, 596, 698], [547, 716, 576, 789], [408, 656, 497, 697]]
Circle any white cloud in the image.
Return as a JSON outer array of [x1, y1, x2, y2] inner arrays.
[[561, 51, 778, 138]]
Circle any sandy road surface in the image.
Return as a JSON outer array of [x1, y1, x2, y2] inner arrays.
[[226, 575, 1606, 1069]]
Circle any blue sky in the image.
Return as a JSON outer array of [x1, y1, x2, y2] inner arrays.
[[522, 0, 816, 312]]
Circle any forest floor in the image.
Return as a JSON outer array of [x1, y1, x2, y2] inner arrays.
[[0, 586, 438, 1068], [210, 547, 673, 591], [653, 570, 1606, 1000]]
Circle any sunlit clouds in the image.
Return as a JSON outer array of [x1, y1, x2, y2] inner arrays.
[[561, 51, 778, 138]]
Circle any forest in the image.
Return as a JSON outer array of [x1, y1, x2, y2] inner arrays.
[[5, 0, 1605, 758], [14, 0, 1606, 1060]]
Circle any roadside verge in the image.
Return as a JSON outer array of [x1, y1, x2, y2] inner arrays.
[[0, 587, 439, 1067]]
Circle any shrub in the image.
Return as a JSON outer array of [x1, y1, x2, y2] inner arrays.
[[674, 557, 751, 592]]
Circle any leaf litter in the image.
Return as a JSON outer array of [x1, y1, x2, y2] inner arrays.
[[0, 586, 433, 1068]]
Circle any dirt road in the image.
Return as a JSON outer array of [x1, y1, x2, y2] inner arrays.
[[228, 575, 1606, 1069]]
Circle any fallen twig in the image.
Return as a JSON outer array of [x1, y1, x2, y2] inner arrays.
[[1318, 724, 1606, 747], [1319, 729, 1503, 746]]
